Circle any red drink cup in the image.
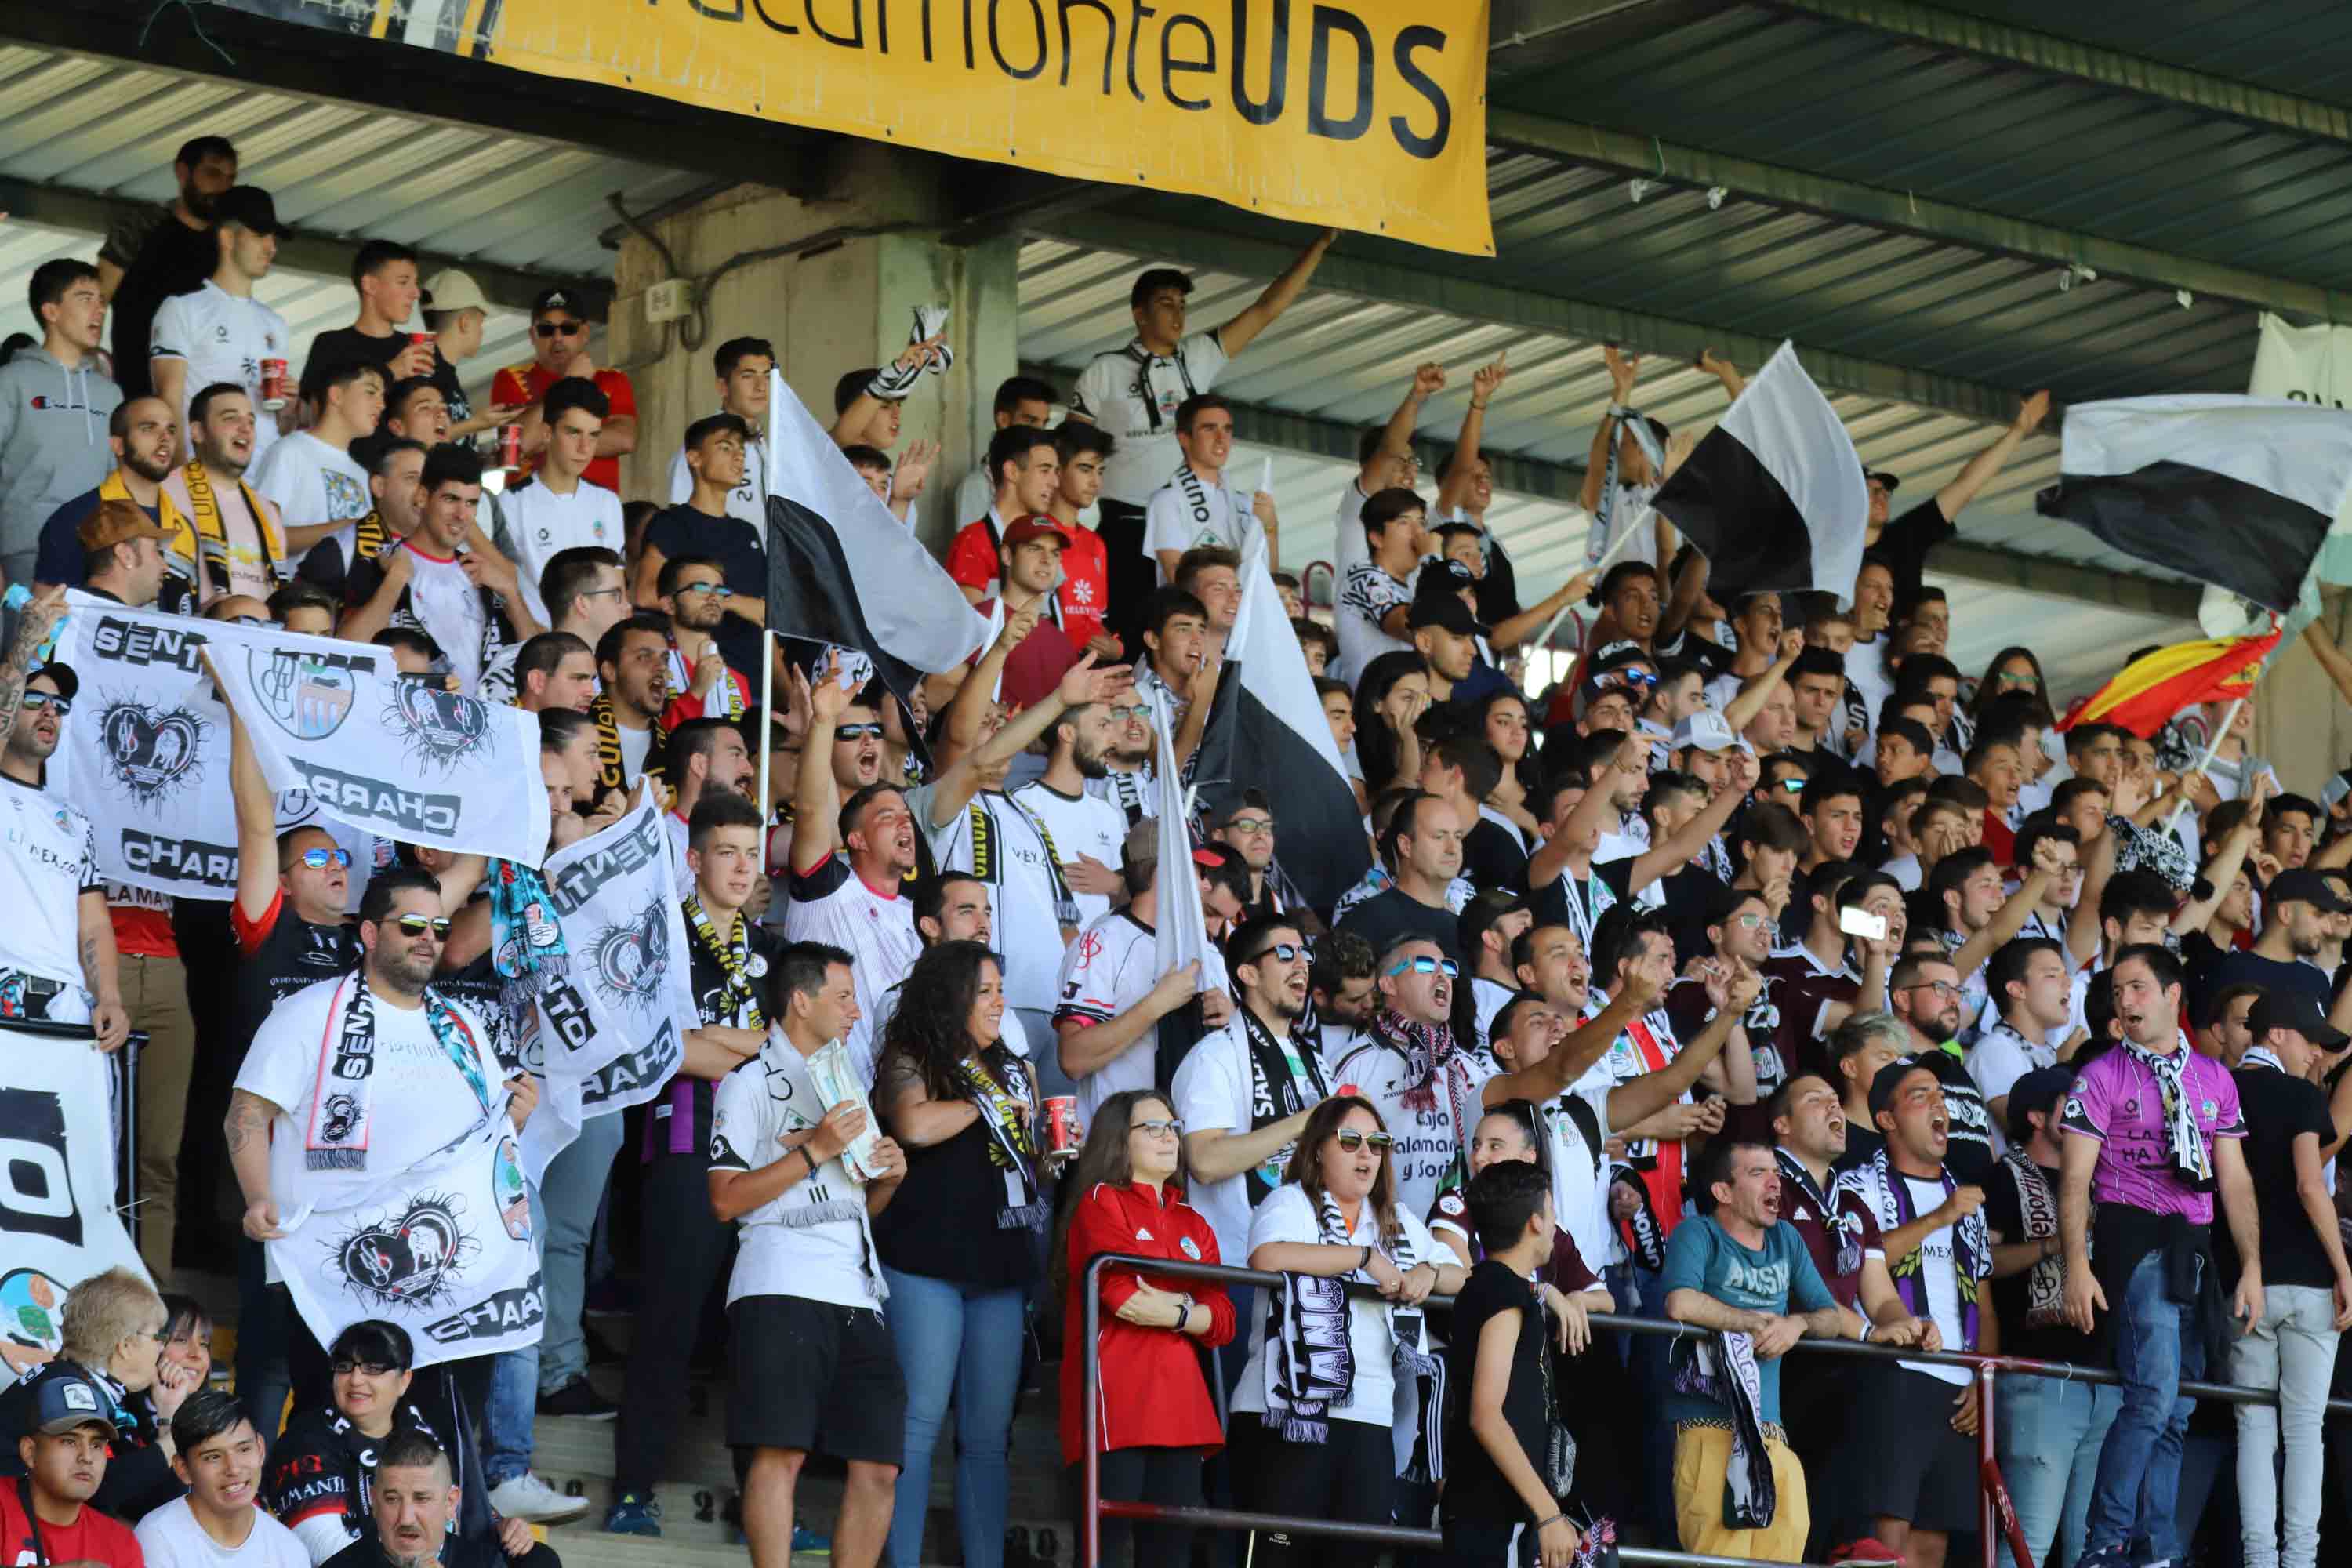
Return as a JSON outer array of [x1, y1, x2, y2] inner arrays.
[[1044, 1096, 1080, 1158], [259, 358, 289, 411], [496, 423, 522, 468]]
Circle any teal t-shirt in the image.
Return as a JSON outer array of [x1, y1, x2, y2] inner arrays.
[[1657, 1215, 1835, 1427]]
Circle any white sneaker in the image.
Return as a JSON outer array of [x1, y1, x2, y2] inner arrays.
[[488, 1472, 590, 1523]]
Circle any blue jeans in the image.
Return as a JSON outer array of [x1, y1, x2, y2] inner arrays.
[[2085, 1247, 2207, 1559], [533, 1110, 624, 1393], [1997, 1372, 2120, 1568], [879, 1269, 1026, 1568], [485, 1346, 538, 1486], [1606, 1259, 1677, 1545]]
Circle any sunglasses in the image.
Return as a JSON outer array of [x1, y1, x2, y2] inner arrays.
[[834, 723, 886, 741], [297, 848, 354, 870], [1246, 942, 1303, 966], [1132, 1117, 1184, 1138], [1995, 670, 2042, 688], [331, 1359, 401, 1377], [20, 692, 69, 715], [1385, 956, 1460, 979], [385, 915, 452, 939], [1594, 668, 1659, 691], [535, 320, 586, 338], [677, 582, 732, 598], [1333, 1130, 1394, 1152]]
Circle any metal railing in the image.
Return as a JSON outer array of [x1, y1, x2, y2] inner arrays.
[[1080, 1250, 2352, 1568]]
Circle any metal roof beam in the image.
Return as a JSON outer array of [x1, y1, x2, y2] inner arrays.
[[1770, 0, 2352, 142], [1033, 209, 2031, 427], [1489, 111, 2349, 321], [1490, 0, 1736, 78], [0, 176, 611, 320]]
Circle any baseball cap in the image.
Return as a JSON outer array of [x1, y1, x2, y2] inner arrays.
[[530, 286, 583, 320], [2003, 1065, 2075, 1145], [1672, 711, 1737, 753], [2249, 989, 2351, 1051], [1867, 1057, 1938, 1121], [1000, 514, 1071, 550], [1407, 594, 1484, 638], [1130, 267, 1194, 309], [28, 662, 78, 704], [26, 1368, 117, 1439], [78, 501, 172, 551], [1866, 471, 1901, 495], [422, 269, 488, 315], [212, 186, 283, 238], [2267, 868, 2351, 915]]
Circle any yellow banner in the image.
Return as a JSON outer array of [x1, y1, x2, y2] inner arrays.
[[482, 0, 1492, 256]]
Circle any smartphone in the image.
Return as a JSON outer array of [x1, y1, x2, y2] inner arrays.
[[1838, 906, 1888, 942]]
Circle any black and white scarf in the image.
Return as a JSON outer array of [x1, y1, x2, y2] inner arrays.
[[685, 894, 763, 1030], [1123, 339, 1200, 434], [1997, 1146, 2071, 1328], [1668, 1331, 1777, 1530], [1586, 405, 1665, 570], [1388, 1009, 1481, 1158], [960, 1052, 1047, 1231], [968, 793, 1082, 931], [1239, 1005, 1332, 1207], [1263, 1189, 1436, 1443], [2125, 1036, 2213, 1192]]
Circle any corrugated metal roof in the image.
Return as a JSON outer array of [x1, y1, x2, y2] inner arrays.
[[0, 42, 710, 278], [1490, 3, 2352, 292]]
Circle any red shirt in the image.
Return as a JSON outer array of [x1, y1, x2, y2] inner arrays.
[[1059, 1179, 1236, 1463], [1983, 809, 2016, 868], [106, 884, 177, 959], [0, 1480, 144, 1568], [973, 600, 1080, 713], [949, 516, 1112, 652], [488, 362, 638, 492]]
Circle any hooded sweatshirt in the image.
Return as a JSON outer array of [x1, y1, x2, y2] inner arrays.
[[0, 347, 122, 561]]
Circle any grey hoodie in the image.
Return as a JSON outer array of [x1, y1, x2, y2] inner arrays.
[[0, 346, 123, 562]]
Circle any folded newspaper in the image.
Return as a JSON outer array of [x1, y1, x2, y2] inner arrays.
[[808, 1038, 888, 1182]]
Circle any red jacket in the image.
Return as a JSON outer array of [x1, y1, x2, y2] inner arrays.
[[1059, 1178, 1236, 1463]]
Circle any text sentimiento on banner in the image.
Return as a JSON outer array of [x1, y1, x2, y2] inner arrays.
[[485, 0, 1492, 253]]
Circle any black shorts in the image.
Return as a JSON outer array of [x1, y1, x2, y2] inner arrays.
[[1836, 1364, 1980, 1532], [727, 1295, 906, 1465]]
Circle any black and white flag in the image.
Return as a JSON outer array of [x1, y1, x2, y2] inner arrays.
[[763, 368, 989, 749], [2034, 394, 2352, 612], [1192, 536, 1372, 914], [1650, 341, 1869, 604]]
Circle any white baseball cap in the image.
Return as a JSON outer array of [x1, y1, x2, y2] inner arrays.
[[1671, 711, 1737, 753], [422, 269, 490, 315]]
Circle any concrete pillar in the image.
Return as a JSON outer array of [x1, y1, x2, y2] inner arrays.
[[604, 145, 1018, 554], [2253, 595, 2352, 795]]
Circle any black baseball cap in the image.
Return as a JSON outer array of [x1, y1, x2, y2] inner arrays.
[[2268, 868, 2352, 915], [1867, 470, 1901, 493], [25, 1367, 116, 1439], [1408, 593, 1484, 638], [529, 286, 583, 321], [1130, 267, 1194, 309], [212, 186, 283, 238], [28, 662, 77, 703], [2004, 1065, 2075, 1144], [1867, 1058, 1939, 1121], [2249, 989, 2351, 1051]]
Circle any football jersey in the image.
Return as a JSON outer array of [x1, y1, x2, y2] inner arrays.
[[1069, 333, 1230, 507], [1054, 909, 1163, 1123], [1142, 466, 1257, 579], [710, 1032, 885, 1308], [249, 431, 370, 568], [1008, 779, 1128, 928], [779, 851, 922, 1084], [0, 775, 99, 992], [496, 476, 625, 627], [148, 280, 289, 466], [927, 789, 1074, 1013]]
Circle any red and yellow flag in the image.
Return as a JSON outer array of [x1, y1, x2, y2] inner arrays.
[[2056, 630, 2279, 738]]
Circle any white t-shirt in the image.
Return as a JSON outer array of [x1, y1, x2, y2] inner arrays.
[[496, 476, 624, 627], [1069, 332, 1232, 507], [0, 776, 97, 997], [1229, 1183, 1439, 1425], [136, 1496, 310, 1568], [778, 852, 924, 1086], [1334, 561, 1417, 687], [1537, 1055, 1621, 1274], [1142, 466, 1257, 579], [148, 280, 290, 468], [1845, 639, 1895, 737], [249, 432, 369, 568], [1965, 1020, 2055, 1132], [1170, 1018, 1326, 1269], [1325, 1032, 1494, 1221], [1008, 779, 1128, 929], [617, 720, 654, 785], [709, 1032, 884, 1309], [389, 542, 492, 695], [1900, 1174, 1972, 1387], [1054, 909, 1163, 1123], [667, 430, 771, 534], [927, 789, 1072, 1012]]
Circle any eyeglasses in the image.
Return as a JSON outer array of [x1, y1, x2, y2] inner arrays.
[[1225, 816, 1274, 835], [331, 1359, 401, 1377], [834, 724, 885, 741], [1333, 1130, 1394, 1152], [386, 915, 452, 940], [677, 582, 732, 599], [20, 692, 69, 715], [1901, 979, 1960, 997], [579, 586, 626, 602], [1105, 705, 1150, 722], [1385, 956, 1460, 979], [1729, 912, 1767, 930], [535, 320, 586, 338], [1246, 942, 1303, 966], [1132, 1117, 1184, 1138], [297, 848, 354, 870]]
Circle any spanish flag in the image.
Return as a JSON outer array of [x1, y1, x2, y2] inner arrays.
[[2056, 629, 2279, 738]]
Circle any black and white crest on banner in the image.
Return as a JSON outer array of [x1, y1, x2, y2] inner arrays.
[[96, 697, 209, 805], [383, 681, 494, 772], [589, 899, 670, 1016], [332, 1190, 480, 1310], [249, 647, 366, 741]]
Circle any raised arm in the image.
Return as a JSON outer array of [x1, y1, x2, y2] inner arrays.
[[1952, 850, 2057, 981], [1932, 391, 2049, 521], [1436, 354, 1503, 517], [1483, 973, 1659, 1108], [1628, 749, 1758, 892], [1608, 969, 1759, 1128], [1579, 347, 1642, 514], [217, 673, 284, 927], [2304, 622, 2352, 709], [1217, 228, 1335, 357], [786, 658, 853, 874], [1526, 737, 1640, 891], [2171, 776, 2265, 938], [1359, 364, 1443, 495], [1486, 568, 1595, 656], [931, 654, 1132, 824], [1722, 631, 1802, 735]]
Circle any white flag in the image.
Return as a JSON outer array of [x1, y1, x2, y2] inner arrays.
[[0, 1026, 149, 1384]]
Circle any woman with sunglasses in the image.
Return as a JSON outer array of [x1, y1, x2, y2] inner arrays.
[[1055, 1090, 1234, 1568], [873, 942, 1045, 1568], [1229, 1096, 1466, 1568]]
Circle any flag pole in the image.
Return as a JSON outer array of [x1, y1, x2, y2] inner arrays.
[[2163, 695, 2245, 831], [1527, 514, 1647, 679], [757, 628, 779, 834]]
